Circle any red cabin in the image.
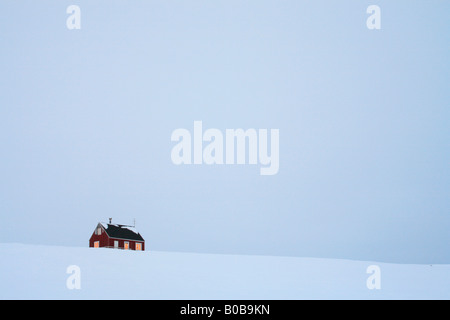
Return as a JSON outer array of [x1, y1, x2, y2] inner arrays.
[[89, 221, 145, 251]]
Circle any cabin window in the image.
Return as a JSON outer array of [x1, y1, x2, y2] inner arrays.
[[124, 242, 129, 250], [136, 243, 142, 251], [97, 227, 101, 235], [94, 241, 99, 248], [114, 241, 119, 248]]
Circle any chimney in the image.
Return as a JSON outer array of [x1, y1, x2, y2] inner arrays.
[[109, 218, 112, 224]]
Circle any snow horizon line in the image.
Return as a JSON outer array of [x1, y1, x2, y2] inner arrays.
[[0, 242, 446, 266]]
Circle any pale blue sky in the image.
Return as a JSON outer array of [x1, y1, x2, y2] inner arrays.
[[0, 1, 448, 263]]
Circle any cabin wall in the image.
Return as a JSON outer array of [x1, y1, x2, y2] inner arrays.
[[89, 230, 109, 248], [108, 238, 145, 251]]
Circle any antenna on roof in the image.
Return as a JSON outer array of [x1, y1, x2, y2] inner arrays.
[[133, 218, 136, 227], [109, 218, 112, 224]]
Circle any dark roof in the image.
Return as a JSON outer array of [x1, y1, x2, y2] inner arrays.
[[100, 223, 145, 241]]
